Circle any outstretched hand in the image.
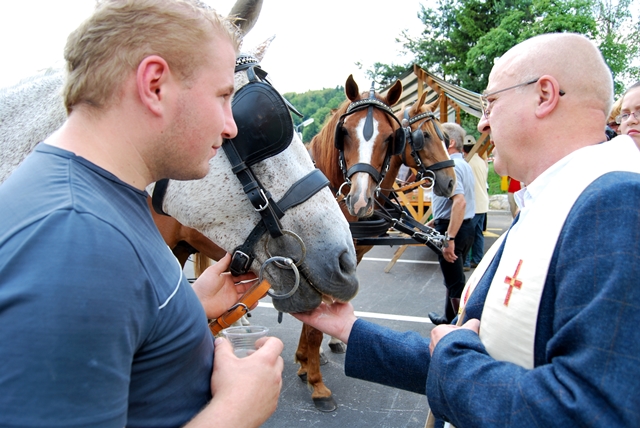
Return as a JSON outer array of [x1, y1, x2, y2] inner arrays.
[[191, 253, 259, 319], [291, 301, 357, 344]]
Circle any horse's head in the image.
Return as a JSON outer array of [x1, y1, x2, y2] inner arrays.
[[397, 93, 456, 197], [332, 75, 404, 218], [162, 53, 359, 314]]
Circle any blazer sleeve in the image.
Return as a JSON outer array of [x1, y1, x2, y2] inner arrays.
[[345, 319, 432, 394], [426, 172, 640, 427]]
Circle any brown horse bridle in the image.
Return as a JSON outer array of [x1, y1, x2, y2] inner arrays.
[[401, 107, 455, 185], [333, 83, 406, 197]]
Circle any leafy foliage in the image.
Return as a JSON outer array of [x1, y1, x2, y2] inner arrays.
[[283, 87, 346, 143], [368, 0, 640, 95]]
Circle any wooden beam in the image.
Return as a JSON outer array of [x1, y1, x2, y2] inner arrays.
[[439, 94, 448, 122]]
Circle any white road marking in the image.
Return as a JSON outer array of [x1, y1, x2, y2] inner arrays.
[[361, 257, 440, 265], [257, 302, 433, 324]]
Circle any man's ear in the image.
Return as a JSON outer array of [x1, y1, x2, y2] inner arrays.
[[535, 75, 562, 119], [137, 55, 170, 116]]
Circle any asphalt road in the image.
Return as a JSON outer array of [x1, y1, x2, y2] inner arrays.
[[186, 210, 515, 428]]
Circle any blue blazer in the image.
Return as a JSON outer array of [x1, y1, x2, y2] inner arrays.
[[345, 172, 640, 427]]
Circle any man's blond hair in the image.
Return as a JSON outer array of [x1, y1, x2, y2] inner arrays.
[[63, 0, 240, 113]]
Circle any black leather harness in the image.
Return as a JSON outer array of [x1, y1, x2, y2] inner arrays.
[[334, 84, 405, 189], [152, 56, 330, 278], [401, 108, 455, 181]]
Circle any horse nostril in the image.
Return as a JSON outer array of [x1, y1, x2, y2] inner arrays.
[[338, 248, 357, 274]]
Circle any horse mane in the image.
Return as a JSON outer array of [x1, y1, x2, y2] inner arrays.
[[309, 98, 351, 188]]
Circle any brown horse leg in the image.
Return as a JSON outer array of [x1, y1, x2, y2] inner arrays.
[[295, 324, 336, 411], [295, 323, 311, 382]]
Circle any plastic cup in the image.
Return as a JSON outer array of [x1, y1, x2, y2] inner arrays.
[[221, 325, 269, 358]]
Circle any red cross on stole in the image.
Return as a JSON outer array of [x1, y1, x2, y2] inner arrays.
[[503, 260, 523, 306]]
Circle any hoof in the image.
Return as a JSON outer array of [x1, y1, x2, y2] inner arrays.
[[298, 372, 307, 383], [329, 341, 346, 354], [319, 349, 329, 366], [313, 395, 337, 412]]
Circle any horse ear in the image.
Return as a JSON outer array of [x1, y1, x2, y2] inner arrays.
[[386, 80, 403, 107], [228, 0, 264, 37], [426, 95, 439, 113], [345, 75, 359, 101], [252, 35, 274, 62], [413, 91, 429, 115]]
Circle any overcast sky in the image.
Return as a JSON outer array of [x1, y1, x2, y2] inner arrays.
[[0, 0, 433, 94]]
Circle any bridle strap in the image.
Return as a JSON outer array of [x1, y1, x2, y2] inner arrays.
[[229, 169, 329, 276], [151, 179, 170, 216], [208, 279, 272, 334], [346, 163, 383, 183], [402, 108, 454, 176], [336, 89, 403, 186], [222, 139, 285, 239], [426, 159, 455, 171]]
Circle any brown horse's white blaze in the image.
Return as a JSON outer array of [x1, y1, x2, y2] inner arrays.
[[330, 75, 403, 218], [347, 114, 388, 216]]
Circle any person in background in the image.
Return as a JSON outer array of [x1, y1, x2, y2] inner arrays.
[[462, 136, 489, 271], [293, 32, 640, 427], [0, 1, 283, 427], [426, 122, 475, 325], [617, 81, 640, 148], [607, 96, 623, 136]]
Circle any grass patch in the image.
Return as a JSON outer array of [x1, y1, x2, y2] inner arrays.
[[488, 162, 506, 195]]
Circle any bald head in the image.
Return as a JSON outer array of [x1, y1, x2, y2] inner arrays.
[[479, 33, 615, 185], [493, 33, 613, 115]]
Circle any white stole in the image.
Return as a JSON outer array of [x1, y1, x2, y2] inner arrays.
[[459, 136, 640, 369]]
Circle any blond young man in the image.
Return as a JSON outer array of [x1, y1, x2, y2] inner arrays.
[[0, 1, 283, 427]]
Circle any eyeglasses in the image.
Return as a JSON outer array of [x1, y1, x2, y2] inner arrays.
[[615, 111, 640, 124], [479, 78, 566, 118]]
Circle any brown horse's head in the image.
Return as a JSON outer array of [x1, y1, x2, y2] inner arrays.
[[310, 75, 403, 219], [398, 93, 456, 197]]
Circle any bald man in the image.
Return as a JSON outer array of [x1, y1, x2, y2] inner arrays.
[[293, 33, 640, 427]]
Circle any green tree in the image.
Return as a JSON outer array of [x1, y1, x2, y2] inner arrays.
[[594, 0, 640, 94], [368, 0, 639, 95], [284, 86, 346, 143]]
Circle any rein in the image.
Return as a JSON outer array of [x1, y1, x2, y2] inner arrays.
[[349, 192, 446, 254], [342, 108, 459, 253]]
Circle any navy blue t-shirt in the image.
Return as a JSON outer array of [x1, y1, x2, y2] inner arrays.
[[0, 144, 213, 427]]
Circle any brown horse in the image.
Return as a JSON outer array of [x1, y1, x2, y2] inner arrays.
[[313, 74, 404, 221], [297, 82, 458, 412], [294, 75, 404, 411]]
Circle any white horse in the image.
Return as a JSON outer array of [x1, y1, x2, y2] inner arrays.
[[0, 0, 358, 315]]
